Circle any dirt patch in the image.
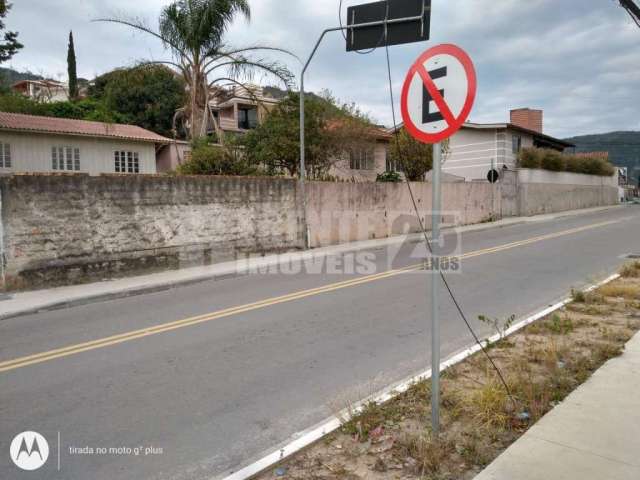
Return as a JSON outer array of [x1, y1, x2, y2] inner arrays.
[[256, 266, 640, 480]]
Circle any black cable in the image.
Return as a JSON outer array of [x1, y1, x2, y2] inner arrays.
[[383, 42, 516, 403]]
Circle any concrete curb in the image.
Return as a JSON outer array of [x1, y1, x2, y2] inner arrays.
[[216, 273, 621, 480], [0, 204, 624, 320]]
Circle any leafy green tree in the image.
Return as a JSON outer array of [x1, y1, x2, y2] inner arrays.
[[388, 127, 432, 181], [0, 92, 47, 115], [242, 92, 375, 178], [47, 98, 125, 123], [0, 92, 125, 123], [97, 0, 293, 139], [0, 1, 21, 63], [91, 65, 186, 137], [177, 137, 259, 176], [67, 31, 78, 100]]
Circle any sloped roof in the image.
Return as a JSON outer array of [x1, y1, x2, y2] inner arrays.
[[462, 122, 575, 148], [0, 111, 171, 144], [326, 119, 392, 141]]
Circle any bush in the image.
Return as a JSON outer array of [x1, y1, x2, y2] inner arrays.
[[518, 148, 542, 169], [563, 156, 580, 174], [540, 150, 565, 171], [518, 148, 615, 176], [387, 128, 432, 181], [376, 171, 402, 182], [177, 140, 259, 176], [579, 156, 615, 176]]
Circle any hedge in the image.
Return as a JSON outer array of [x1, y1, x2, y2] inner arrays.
[[517, 148, 615, 176]]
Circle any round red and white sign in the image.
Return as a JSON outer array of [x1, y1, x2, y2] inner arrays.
[[400, 44, 477, 144]]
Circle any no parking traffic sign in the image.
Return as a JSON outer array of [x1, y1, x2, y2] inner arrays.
[[400, 44, 476, 144]]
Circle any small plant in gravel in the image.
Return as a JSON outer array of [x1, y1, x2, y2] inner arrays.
[[599, 283, 640, 300], [546, 314, 574, 335], [395, 432, 452, 476], [571, 289, 586, 303], [467, 380, 510, 430], [478, 314, 516, 348], [621, 261, 640, 278]]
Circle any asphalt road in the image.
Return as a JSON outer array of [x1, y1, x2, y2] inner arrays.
[[1, 206, 639, 480]]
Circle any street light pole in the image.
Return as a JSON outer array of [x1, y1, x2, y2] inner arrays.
[[298, 14, 426, 249]]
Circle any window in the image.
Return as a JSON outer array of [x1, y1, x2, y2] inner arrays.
[[512, 135, 522, 154], [52, 146, 80, 171], [385, 149, 401, 172], [238, 107, 258, 130], [0, 142, 11, 168], [115, 151, 140, 173], [349, 149, 375, 170]]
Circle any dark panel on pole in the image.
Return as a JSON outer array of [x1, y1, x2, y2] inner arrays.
[[346, 0, 431, 51]]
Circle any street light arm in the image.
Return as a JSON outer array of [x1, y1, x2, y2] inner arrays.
[[619, 0, 640, 27]]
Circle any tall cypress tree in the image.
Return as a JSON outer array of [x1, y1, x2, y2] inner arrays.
[[67, 31, 78, 100]]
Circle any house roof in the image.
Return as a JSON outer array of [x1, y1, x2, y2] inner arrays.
[[388, 122, 574, 148], [462, 122, 575, 148], [327, 119, 392, 142], [12, 79, 67, 88], [0, 112, 172, 144]]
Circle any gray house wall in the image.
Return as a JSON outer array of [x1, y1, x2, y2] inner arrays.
[[444, 127, 534, 181]]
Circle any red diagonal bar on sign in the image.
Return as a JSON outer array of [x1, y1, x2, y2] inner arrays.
[[416, 64, 457, 128]]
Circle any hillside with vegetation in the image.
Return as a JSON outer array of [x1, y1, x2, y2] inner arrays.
[[0, 66, 43, 87], [564, 131, 640, 181]]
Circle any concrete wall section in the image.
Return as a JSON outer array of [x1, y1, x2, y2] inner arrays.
[[0, 170, 620, 290], [515, 168, 618, 216], [305, 181, 500, 248], [0, 175, 304, 289], [518, 183, 618, 216], [517, 168, 618, 187]]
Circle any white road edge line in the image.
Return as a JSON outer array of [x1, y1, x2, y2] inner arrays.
[[218, 273, 621, 480]]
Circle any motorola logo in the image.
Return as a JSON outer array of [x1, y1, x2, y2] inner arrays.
[[10, 431, 49, 471]]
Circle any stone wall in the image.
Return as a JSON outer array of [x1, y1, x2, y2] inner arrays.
[[305, 181, 500, 248], [0, 174, 304, 289], [0, 170, 620, 290]]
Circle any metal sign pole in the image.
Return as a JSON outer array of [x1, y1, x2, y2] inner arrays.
[[431, 141, 442, 435]]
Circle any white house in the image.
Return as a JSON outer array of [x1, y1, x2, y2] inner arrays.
[[444, 109, 575, 181], [0, 112, 171, 175], [12, 79, 70, 103]]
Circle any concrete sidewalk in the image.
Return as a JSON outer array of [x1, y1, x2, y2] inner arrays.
[[474, 332, 640, 480], [0, 205, 622, 320]]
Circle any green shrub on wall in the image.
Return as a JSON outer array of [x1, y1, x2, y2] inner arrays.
[[376, 171, 402, 183], [518, 148, 614, 176], [177, 138, 260, 176], [518, 148, 542, 169], [540, 150, 565, 171]]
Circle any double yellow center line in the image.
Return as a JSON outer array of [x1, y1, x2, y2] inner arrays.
[[0, 219, 620, 374]]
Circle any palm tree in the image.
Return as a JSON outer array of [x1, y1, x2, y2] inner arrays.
[[97, 0, 294, 140]]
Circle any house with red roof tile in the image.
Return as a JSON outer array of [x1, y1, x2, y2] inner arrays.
[[0, 112, 172, 175]]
